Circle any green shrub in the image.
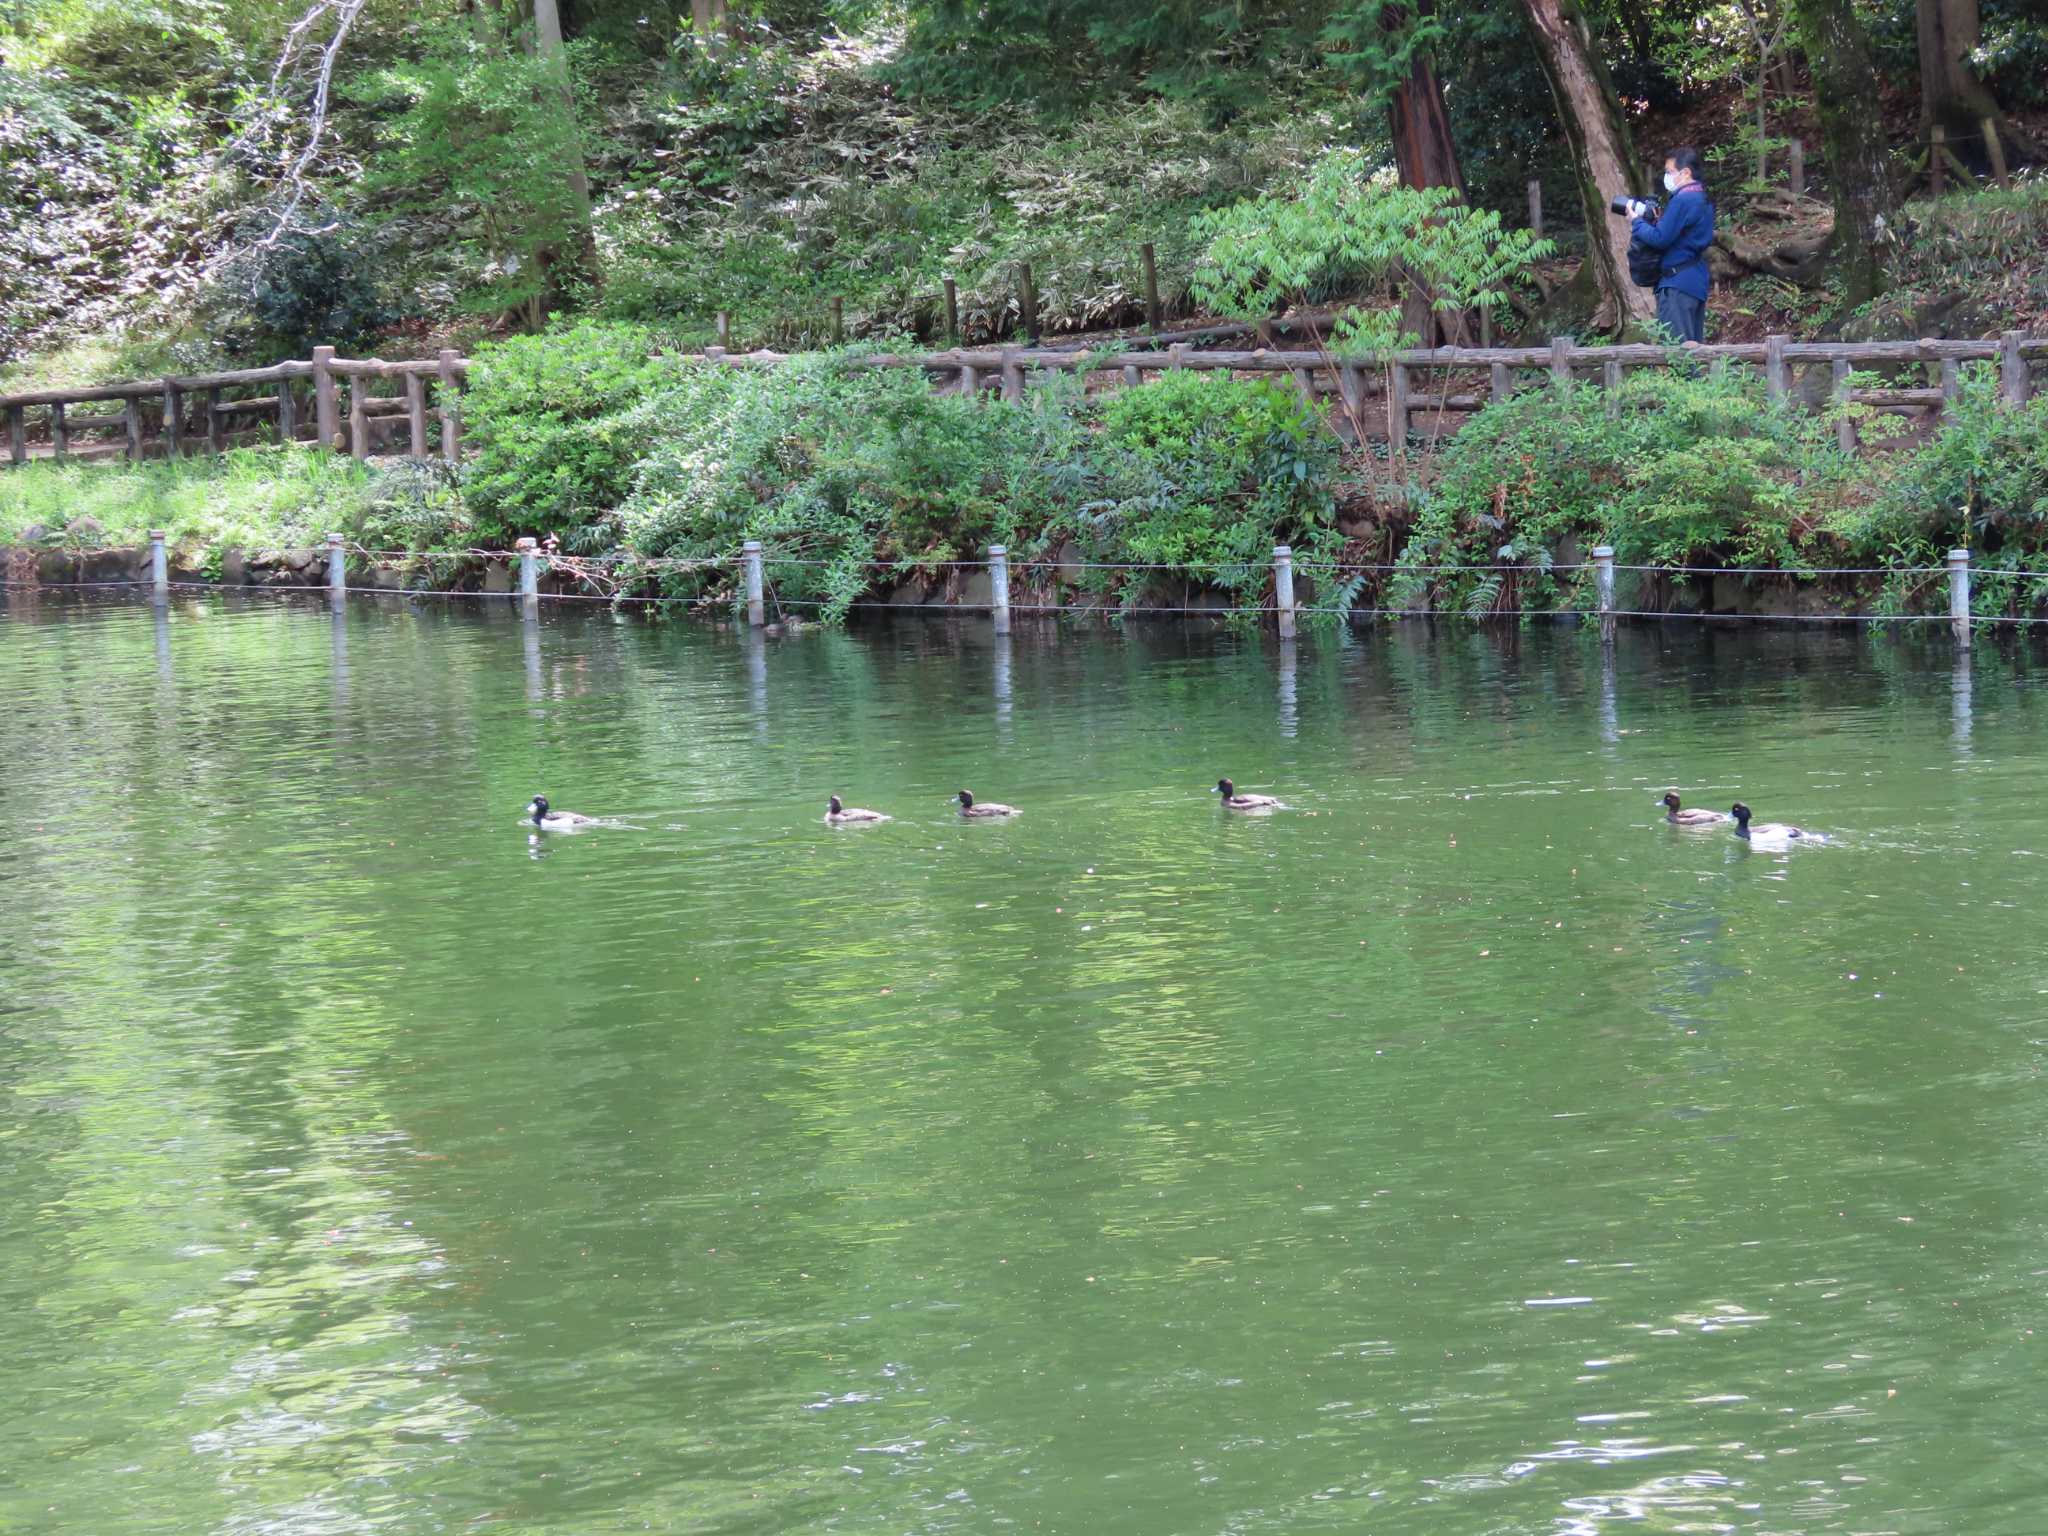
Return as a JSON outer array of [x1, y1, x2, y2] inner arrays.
[[611, 351, 1092, 619], [1398, 364, 1859, 613], [460, 321, 674, 544], [1083, 370, 1337, 580]]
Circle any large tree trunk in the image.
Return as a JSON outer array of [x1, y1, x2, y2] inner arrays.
[[1794, 0, 1897, 304], [1519, 0, 1656, 332], [1915, 0, 2041, 161], [1386, 18, 1466, 345], [532, 0, 602, 304]]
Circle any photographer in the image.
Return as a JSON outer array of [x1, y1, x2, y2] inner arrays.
[[1626, 148, 1714, 344]]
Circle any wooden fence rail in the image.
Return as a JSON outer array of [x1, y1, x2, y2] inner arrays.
[[3, 333, 2041, 470]]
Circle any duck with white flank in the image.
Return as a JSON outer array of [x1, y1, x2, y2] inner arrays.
[[526, 795, 597, 830], [1731, 803, 1823, 844]]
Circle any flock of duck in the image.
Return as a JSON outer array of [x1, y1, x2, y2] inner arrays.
[[527, 784, 1823, 844]]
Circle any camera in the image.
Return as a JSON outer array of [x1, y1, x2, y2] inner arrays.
[[1609, 194, 1659, 219]]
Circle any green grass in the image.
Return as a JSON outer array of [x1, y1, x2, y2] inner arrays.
[[0, 448, 387, 549]]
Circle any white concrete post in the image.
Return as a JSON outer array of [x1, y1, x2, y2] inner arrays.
[[326, 532, 346, 599], [988, 545, 1011, 635], [1273, 544, 1296, 639], [149, 530, 168, 599], [1948, 549, 1971, 646], [742, 540, 765, 627], [1593, 545, 1616, 644], [516, 537, 539, 603]]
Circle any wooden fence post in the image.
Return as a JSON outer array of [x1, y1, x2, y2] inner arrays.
[[1018, 262, 1038, 342], [2000, 331, 2030, 405], [348, 376, 369, 460], [1001, 348, 1024, 403], [124, 396, 143, 461], [1788, 136, 1804, 196], [1949, 548, 1971, 645], [1141, 242, 1161, 333], [437, 350, 461, 461], [6, 404, 22, 466], [1831, 357, 1855, 451], [1939, 355, 1960, 419], [1490, 362, 1512, 403], [1122, 363, 1143, 388], [1602, 358, 1622, 419], [1388, 358, 1410, 442], [943, 278, 959, 344], [960, 362, 980, 398], [1765, 333, 1789, 403], [1549, 336, 1572, 389], [741, 539, 764, 627], [1168, 342, 1185, 372], [313, 346, 339, 451], [277, 379, 297, 445], [206, 387, 225, 455], [716, 311, 731, 348], [1273, 544, 1296, 639], [405, 372, 428, 458], [50, 401, 67, 461], [1528, 178, 1543, 236], [162, 379, 184, 459], [988, 544, 1011, 635], [1982, 118, 2010, 190]]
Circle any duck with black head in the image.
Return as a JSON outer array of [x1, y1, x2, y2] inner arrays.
[[826, 794, 890, 824], [956, 790, 1019, 818], [1660, 792, 1729, 827], [1214, 777, 1283, 811], [1732, 803, 1823, 844], [525, 795, 598, 830]]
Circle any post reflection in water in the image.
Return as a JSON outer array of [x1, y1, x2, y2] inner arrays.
[[743, 627, 769, 739], [1276, 637, 1298, 738], [1, 600, 2045, 1536], [992, 632, 1014, 740], [521, 603, 542, 701], [1953, 646, 1973, 749]]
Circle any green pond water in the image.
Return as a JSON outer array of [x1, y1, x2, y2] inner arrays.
[[3, 593, 2045, 1536]]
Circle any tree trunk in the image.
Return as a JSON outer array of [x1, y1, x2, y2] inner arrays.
[[1794, 0, 1897, 304], [531, 0, 602, 302], [1386, 17, 1466, 345], [1916, 0, 2041, 159], [1519, 0, 1655, 332]]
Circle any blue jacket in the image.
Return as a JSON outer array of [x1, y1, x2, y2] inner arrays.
[[1630, 183, 1714, 301]]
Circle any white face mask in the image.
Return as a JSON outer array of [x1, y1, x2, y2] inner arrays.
[[1663, 170, 1684, 193]]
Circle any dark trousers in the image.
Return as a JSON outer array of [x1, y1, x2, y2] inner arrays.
[[1656, 285, 1705, 344]]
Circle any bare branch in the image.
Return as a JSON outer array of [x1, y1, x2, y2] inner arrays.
[[220, 0, 371, 250]]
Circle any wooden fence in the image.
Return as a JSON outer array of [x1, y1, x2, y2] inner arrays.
[[0, 346, 469, 467], [4, 332, 2041, 470]]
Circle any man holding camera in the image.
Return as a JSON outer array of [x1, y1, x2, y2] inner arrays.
[[1625, 147, 1714, 344]]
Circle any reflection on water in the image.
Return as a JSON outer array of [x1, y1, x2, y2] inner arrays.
[[2, 594, 2043, 1535]]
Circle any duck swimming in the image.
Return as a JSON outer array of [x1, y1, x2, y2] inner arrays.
[[956, 790, 1019, 818], [826, 794, 889, 824], [1731, 803, 1821, 843], [1661, 792, 1730, 827], [526, 795, 597, 830], [1215, 777, 1283, 810]]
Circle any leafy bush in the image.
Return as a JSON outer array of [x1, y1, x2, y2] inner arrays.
[[202, 212, 394, 361], [460, 321, 674, 544], [611, 351, 1092, 618], [1849, 368, 2048, 561], [1083, 370, 1337, 578], [1397, 363, 1860, 613]]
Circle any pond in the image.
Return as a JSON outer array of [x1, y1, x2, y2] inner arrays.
[[2, 594, 2043, 1535]]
